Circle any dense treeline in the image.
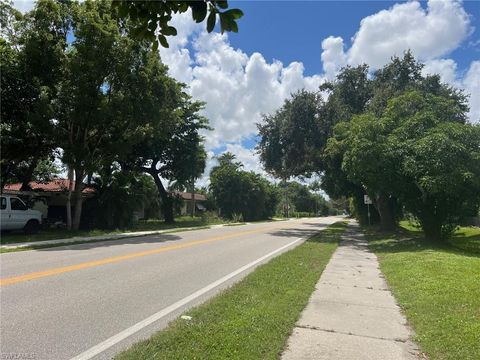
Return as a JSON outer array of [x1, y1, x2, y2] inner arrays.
[[208, 153, 335, 221], [258, 52, 480, 241], [1, 0, 207, 229]]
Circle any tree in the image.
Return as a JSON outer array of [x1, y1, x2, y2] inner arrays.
[[257, 90, 326, 179], [56, 0, 125, 230], [341, 91, 480, 240], [1, 0, 69, 189], [257, 67, 374, 223], [113, 1, 243, 49], [112, 49, 208, 223], [209, 153, 278, 221]]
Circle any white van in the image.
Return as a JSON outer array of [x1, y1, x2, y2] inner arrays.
[[0, 195, 42, 233]]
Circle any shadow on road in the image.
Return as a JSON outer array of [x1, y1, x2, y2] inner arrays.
[[35, 233, 183, 252], [268, 228, 319, 238]]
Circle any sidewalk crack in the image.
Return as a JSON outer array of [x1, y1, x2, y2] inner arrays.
[[294, 324, 408, 343]]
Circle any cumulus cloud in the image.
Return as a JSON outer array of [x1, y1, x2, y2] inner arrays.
[[321, 36, 346, 79], [12, 0, 35, 13], [161, 19, 325, 151], [347, 0, 471, 69], [463, 61, 480, 123], [320, 0, 477, 122], [195, 144, 267, 187], [421, 59, 459, 86], [320, 0, 472, 72]]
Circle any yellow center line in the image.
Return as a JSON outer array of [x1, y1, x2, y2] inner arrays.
[[0, 223, 297, 287]]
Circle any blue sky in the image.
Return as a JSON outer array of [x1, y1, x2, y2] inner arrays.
[[13, 0, 480, 183], [228, 1, 480, 76], [157, 0, 480, 181]]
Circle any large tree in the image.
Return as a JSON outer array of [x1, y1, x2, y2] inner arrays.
[[1, 0, 69, 189], [56, 0, 126, 230], [340, 91, 480, 240], [111, 48, 208, 223], [209, 153, 278, 221]]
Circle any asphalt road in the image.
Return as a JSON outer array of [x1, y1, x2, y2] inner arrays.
[[0, 216, 341, 360]]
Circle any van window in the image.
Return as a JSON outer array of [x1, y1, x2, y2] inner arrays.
[[0, 197, 6, 210], [11, 198, 27, 211]]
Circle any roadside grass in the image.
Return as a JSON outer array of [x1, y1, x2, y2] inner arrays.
[[0, 226, 213, 254], [115, 221, 347, 360], [365, 223, 480, 360], [0, 216, 227, 245]]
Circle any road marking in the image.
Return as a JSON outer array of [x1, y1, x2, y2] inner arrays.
[[69, 236, 306, 360], [0, 223, 297, 287]]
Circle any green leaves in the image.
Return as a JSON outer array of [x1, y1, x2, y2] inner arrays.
[[113, 1, 244, 47], [191, 1, 208, 23], [223, 8, 244, 19], [206, 10, 216, 32]]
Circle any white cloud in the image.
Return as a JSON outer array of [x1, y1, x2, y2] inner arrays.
[[422, 58, 459, 86], [463, 61, 480, 123], [320, 0, 477, 122], [321, 36, 346, 79], [161, 17, 325, 151], [346, 0, 471, 69], [12, 0, 35, 13], [196, 145, 265, 187]]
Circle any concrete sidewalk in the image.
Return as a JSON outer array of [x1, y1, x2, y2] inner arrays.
[[282, 223, 420, 360]]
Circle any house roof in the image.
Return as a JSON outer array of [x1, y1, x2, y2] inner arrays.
[[174, 191, 207, 201], [3, 179, 95, 194]]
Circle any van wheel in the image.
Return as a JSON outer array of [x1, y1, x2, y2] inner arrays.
[[24, 220, 40, 234]]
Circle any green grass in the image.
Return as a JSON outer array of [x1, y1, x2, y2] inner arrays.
[[366, 223, 480, 360], [0, 226, 213, 254], [0, 216, 227, 245], [115, 221, 347, 360]]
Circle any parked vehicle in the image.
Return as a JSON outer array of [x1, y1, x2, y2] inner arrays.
[[0, 195, 42, 233]]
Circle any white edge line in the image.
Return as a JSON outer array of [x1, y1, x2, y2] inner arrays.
[[70, 236, 306, 360]]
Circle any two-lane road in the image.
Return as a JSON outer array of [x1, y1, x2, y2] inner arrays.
[[0, 216, 341, 360]]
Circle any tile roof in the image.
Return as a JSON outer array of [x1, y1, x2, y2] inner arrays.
[[4, 179, 95, 194], [174, 191, 207, 201]]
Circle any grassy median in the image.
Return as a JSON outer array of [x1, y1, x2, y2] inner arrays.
[[0, 217, 227, 245], [116, 221, 347, 360], [366, 223, 480, 360]]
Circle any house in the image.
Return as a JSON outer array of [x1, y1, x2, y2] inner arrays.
[[2, 179, 95, 223], [174, 191, 207, 216]]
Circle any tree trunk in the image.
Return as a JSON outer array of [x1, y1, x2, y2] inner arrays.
[[190, 179, 195, 217], [419, 211, 444, 243], [148, 170, 175, 224], [19, 159, 38, 191], [375, 193, 396, 231], [72, 169, 84, 231], [66, 168, 74, 230], [423, 223, 442, 242]]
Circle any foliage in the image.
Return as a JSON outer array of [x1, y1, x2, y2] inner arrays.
[[87, 170, 159, 229], [209, 153, 279, 221], [277, 181, 330, 216], [257, 90, 326, 178], [113, 1, 243, 49], [0, 0, 68, 188], [118, 57, 209, 223], [258, 51, 478, 237], [341, 91, 480, 240], [1, 0, 209, 229]]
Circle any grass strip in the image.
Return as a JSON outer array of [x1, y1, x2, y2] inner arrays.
[[0, 226, 213, 254], [0, 217, 229, 245], [366, 224, 480, 360], [116, 221, 347, 360]]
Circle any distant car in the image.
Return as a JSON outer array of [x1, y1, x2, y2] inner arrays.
[[0, 195, 42, 234]]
